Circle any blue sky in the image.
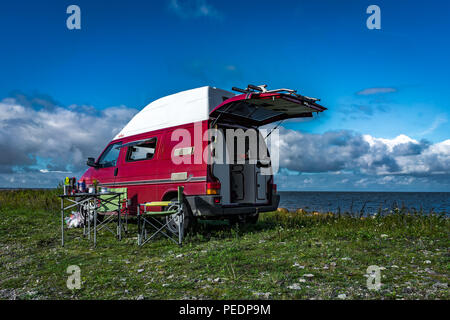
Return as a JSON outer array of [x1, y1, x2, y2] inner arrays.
[[0, 0, 449, 191]]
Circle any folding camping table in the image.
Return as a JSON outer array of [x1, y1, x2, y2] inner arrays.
[[58, 191, 126, 247], [137, 186, 185, 246]]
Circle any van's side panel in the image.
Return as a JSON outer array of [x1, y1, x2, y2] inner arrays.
[[114, 131, 165, 213], [154, 121, 209, 205], [84, 120, 210, 214]]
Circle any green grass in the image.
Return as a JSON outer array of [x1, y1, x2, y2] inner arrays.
[[0, 189, 448, 300]]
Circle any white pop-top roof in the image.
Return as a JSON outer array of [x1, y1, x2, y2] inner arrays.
[[113, 86, 235, 140]]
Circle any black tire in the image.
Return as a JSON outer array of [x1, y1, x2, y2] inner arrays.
[[245, 213, 259, 224], [164, 197, 196, 235], [228, 215, 245, 226], [229, 213, 259, 226]]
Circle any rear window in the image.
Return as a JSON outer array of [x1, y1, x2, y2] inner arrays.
[[126, 139, 157, 162]]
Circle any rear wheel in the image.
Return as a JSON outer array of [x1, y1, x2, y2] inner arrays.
[[228, 215, 245, 226], [245, 213, 259, 224], [229, 213, 259, 226], [164, 197, 195, 235]]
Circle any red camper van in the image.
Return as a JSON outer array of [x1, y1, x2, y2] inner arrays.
[[80, 85, 326, 231]]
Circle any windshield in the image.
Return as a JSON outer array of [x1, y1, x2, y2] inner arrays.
[[97, 142, 122, 168]]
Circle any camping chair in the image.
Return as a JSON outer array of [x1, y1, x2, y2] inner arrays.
[[90, 188, 128, 246], [137, 186, 184, 246]]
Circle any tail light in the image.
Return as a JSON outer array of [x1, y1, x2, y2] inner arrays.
[[272, 183, 277, 194], [206, 181, 221, 195]]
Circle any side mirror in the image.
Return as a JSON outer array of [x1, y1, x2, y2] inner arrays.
[[87, 157, 99, 168]]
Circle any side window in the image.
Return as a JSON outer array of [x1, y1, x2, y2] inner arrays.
[[126, 139, 157, 162], [98, 142, 122, 168]]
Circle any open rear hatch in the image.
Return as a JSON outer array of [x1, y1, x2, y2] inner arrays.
[[210, 85, 327, 206], [210, 85, 327, 127]]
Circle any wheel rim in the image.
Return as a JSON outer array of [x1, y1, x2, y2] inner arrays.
[[165, 203, 184, 234]]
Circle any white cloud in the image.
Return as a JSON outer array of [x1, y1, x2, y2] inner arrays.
[[356, 87, 397, 95], [395, 139, 450, 175], [273, 128, 450, 182], [39, 169, 71, 174], [0, 96, 138, 186], [362, 134, 417, 151]]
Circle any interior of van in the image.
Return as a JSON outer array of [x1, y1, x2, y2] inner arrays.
[[212, 123, 272, 206]]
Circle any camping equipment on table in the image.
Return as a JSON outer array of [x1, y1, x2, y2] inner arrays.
[[137, 186, 185, 246], [77, 180, 87, 193], [64, 176, 78, 195], [58, 189, 127, 247]]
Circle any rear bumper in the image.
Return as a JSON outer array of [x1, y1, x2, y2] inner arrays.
[[185, 194, 280, 217]]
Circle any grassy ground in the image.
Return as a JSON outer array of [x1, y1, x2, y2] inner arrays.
[[0, 189, 448, 300]]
